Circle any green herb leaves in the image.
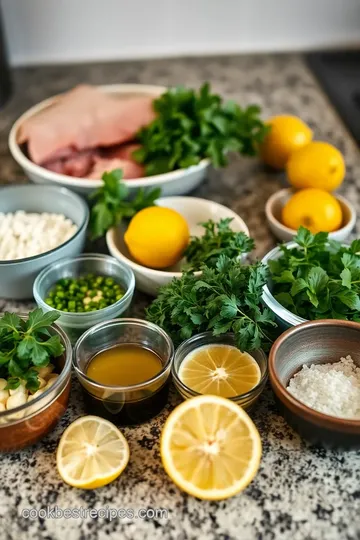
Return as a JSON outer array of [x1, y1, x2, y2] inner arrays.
[[89, 169, 161, 239], [0, 309, 64, 392], [134, 83, 269, 175], [270, 226, 360, 321], [183, 218, 255, 271], [146, 256, 277, 352]]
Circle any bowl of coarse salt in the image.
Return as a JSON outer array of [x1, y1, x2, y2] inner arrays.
[[0, 185, 89, 299], [269, 319, 360, 449]]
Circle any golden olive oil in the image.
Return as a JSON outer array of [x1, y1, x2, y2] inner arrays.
[[87, 344, 163, 386], [84, 344, 169, 425]]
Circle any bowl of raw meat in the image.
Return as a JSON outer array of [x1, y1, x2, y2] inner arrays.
[[9, 84, 210, 197]]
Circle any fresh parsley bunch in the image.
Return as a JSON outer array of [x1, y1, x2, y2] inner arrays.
[[183, 218, 255, 271], [146, 255, 277, 352], [89, 169, 161, 239], [269, 226, 360, 321], [0, 309, 64, 392], [133, 83, 269, 175]]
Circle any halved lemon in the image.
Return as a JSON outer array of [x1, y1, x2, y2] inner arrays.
[[161, 395, 261, 500], [56, 416, 129, 489], [178, 345, 261, 397]]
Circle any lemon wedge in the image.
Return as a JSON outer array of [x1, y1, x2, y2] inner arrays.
[[56, 416, 129, 489], [179, 345, 261, 397], [161, 395, 261, 500]]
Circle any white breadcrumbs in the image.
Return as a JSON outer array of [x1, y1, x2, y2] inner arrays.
[[287, 355, 360, 419]]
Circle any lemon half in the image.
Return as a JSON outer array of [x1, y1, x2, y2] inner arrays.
[[56, 415, 129, 489], [161, 395, 261, 500]]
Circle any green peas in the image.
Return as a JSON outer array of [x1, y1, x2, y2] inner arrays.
[[45, 274, 125, 313]]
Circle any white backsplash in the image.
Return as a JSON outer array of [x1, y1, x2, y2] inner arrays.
[[2, 0, 360, 66]]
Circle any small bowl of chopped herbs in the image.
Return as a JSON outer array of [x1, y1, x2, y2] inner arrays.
[[33, 254, 135, 343], [262, 226, 360, 330], [0, 309, 72, 451], [269, 319, 360, 448], [107, 196, 251, 296]]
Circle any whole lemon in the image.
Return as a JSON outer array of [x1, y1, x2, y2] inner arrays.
[[124, 206, 190, 269], [282, 188, 342, 234], [286, 141, 345, 192], [259, 115, 313, 169]]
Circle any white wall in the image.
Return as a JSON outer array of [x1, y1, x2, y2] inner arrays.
[[2, 0, 360, 66]]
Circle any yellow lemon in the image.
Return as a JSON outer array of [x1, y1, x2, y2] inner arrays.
[[178, 345, 261, 398], [282, 188, 343, 234], [124, 206, 190, 269], [161, 394, 262, 500], [260, 115, 313, 169], [56, 416, 129, 489], [286, 141, 345, 192]]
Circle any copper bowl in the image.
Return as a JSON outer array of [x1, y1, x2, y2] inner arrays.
[[269, 320, 360, 449], [0, 318, 72, 452]]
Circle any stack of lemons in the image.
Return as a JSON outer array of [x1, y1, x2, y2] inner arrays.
[[260, 116, 345, 234]]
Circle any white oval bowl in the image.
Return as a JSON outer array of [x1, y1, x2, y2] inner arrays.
[[265, 188, 356, 243], [106, 196, 250, 296], [9, 84, 210, 197]]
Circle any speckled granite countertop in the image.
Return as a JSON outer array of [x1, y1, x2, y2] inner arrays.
[[0, 54, 360, 540]]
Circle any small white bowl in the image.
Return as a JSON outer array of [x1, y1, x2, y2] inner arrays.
[[9, 84, 210, 197], [106, 196, 249, 296], [265, 188, 356, 242]]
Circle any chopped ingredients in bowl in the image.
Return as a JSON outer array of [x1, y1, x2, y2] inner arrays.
[[287, 355, 360, 419], [0, 211, 78, 260], [45, 275, 125, 312]]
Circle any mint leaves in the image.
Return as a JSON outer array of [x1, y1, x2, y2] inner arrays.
[[0, 309, 64, 392], [183, 219, 255, 271], [269, 227, 360, 321], [89, 169, 161, 239], [133, 83, 269, 175], [146, 255, 277, 352]]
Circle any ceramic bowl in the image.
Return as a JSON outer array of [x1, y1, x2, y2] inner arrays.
[[33, 253, 135, 344], [265, 188, 356, 242], [269, 319, 360, 448], [106, 196, 250, 296], [0, 316, 72, 452], [9, 84, 210, 197], [0, 185, 89, 299]]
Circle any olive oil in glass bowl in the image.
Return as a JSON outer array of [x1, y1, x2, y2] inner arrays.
[[73, 318, 174, 425]]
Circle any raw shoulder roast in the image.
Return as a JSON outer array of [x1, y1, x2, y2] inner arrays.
[[17, 85, 155, 179]]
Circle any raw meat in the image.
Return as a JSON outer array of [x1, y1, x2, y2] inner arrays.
[[18, 85, 155, 165], [87, 158, 144, 180]]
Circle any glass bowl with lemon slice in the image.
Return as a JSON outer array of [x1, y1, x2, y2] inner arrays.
[[172, 332, 268, 410]]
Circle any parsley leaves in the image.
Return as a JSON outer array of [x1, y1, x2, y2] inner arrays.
[[269, 226, 360, 321], [89, 169, 161, 239], [133, 83, 269, 175], [146, 255, 277, 352], [0, 309, 64, 392], [183, 218, 255, 271]]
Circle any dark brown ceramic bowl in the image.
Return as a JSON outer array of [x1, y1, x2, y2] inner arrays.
[[269, 320, 360, 449], [0, 318, 72, 452]]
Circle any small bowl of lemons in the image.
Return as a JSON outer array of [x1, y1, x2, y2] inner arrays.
[[266, 188, 356, 243], [106, 196, 249, 296]]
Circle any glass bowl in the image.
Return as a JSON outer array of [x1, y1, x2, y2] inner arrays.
[[73, 318, 174, 425], [33, 253, 135, 344], [172, 332, 268, 410], [0, 317, 72, 452]]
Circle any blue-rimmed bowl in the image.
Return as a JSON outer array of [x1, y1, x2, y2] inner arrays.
[[33, 253, 135, 343], [0, 185, 89, 299]]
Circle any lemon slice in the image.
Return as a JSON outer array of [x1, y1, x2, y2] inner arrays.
[[161, 395, 261, 500], [56, 416, 129, 489], [178, 345, 261, 397]]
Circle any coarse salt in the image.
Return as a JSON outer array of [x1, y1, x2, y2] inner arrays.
[[287, 355, 360, 419]]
